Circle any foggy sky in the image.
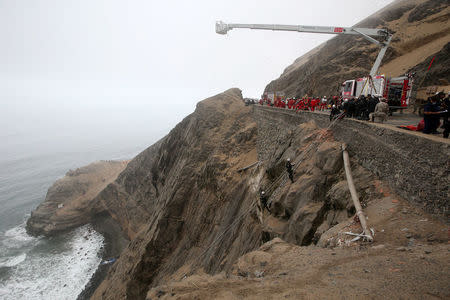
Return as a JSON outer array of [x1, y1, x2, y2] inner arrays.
[[1, 0, 395, 149]]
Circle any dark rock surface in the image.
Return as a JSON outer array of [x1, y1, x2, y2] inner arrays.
[[407, 42, 450, 86]]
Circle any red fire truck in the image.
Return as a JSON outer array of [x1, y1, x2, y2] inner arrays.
[[342, 73, 414, 107]]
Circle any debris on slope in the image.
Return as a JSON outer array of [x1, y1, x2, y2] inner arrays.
[[146, 191, 449, 300]]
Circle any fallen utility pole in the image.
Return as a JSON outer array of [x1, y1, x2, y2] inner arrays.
[[237, 161, 259, 173], [341, 144, 373, 242]]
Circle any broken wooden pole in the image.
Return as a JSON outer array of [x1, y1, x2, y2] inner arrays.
[[237, 161, 259, 173], [341, 144, 373, 242]]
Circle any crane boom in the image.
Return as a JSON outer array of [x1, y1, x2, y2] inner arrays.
[[215, 21, 392, 77]]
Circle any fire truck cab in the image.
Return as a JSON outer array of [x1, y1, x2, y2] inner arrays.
[[342, 73, 413, 108]]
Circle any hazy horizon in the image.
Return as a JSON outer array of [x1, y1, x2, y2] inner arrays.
[[1, 0, 395, 154]]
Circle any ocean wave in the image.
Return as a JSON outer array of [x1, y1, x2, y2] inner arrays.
[[0, 224, 104, 300], [0, 253, 26, 268], [1, 224, 38, 250]]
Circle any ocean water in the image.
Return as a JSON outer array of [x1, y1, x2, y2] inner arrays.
[[0, 96, 168, 299]]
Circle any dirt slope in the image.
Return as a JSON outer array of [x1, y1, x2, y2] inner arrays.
[[264, 0, 450, 97], [147, 188, 449, 300]]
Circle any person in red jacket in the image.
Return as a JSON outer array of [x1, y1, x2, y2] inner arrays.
[[310, 98, 317, 111]]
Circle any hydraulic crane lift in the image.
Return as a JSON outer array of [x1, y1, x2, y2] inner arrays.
[[216, 21, 413, 107]]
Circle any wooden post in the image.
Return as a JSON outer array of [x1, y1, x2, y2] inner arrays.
[[342, 144, 373, 241]]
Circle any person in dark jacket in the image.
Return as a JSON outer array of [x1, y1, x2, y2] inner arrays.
[[368, 95, 378, 116], [260, 191, 270, 213], [441, 92, 450, 138], [330, 105, 340, 121], [423, 94, 443, 134], [286, 158, 295, 183], [347, 98, 356, 118]]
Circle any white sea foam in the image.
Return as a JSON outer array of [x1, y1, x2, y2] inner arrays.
[[0, 253, 26, 268], [0, 224, 104, 300], [2, 225, 37, 249]]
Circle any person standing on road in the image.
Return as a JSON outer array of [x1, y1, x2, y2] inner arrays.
[[440, 92, 449, 138], [423, 94, 443, 134], [370, 98, 389, 123]]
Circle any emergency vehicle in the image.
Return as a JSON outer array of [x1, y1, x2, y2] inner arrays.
[[342, 73, 414, 107], [262, 91, 285, 106], [215, 21, 409, 106]]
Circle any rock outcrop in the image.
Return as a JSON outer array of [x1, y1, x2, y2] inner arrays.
[[26, 160, 128, 236]]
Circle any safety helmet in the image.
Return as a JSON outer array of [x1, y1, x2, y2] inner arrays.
[[261, 191, 265, 195], [287, 158, 290, 161], [332, 105, 336, 108]]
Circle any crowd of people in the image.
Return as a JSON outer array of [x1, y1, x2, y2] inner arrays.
[[258, 91, 450, 139], [259, 94, 387, 121], [259, 96, 334, 111]]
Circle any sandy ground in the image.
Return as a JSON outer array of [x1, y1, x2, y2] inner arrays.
[[147, 181, 449, 300], [379, 4, 450, 77]]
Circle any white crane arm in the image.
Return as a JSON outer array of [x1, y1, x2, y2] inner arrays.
[[215, 21, 392, 76], [216, 21, 389, 41]]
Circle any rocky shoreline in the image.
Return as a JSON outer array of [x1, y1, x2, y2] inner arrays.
[[77, 214, 129, 300], [24, 160, 130, 299]]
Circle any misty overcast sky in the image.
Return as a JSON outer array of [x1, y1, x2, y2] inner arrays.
[[1, 0, 395, 150]]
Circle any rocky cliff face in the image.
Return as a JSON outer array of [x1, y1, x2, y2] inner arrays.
[[89, 89, 261, 299], [26, 87, 448, 299], [86, 89, 389, 299], [264, 0, 450, 97]]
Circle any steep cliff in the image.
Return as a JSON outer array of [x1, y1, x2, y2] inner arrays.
[[90, 88, 261, 299], [87, 89, 400, 299], [264, 0, 450, 97], [26, 87, 448, 299]]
